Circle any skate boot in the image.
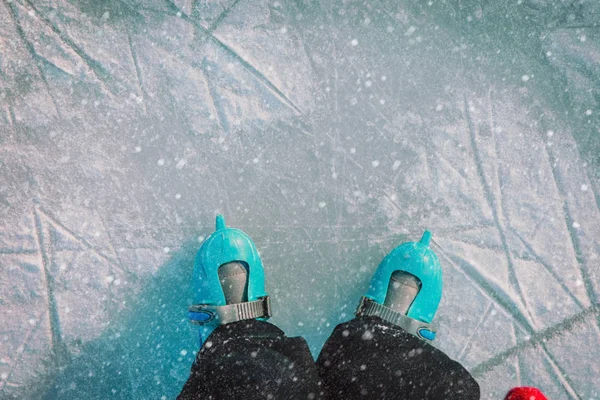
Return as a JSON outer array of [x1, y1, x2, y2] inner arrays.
[[355, 230, 442, 343], [188, 214, 271, 344]]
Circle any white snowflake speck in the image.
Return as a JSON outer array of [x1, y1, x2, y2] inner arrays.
[[176, 159, 187, 169]]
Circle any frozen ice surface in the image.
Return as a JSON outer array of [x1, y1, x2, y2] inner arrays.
[[0, 0, 599, 398]]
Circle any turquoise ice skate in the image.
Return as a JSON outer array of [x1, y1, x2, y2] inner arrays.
[[188, 215, 271, 344], [355, 231, 442, 343]]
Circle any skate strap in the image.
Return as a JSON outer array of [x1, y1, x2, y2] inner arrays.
[[355, 296, 436, 342], [188, 296, 272, 325]]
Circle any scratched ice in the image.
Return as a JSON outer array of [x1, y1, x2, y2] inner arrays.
[[0, 1, 599, 399]]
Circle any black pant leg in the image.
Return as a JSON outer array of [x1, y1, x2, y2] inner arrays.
[[178, 320, 323, 400], [316, 316, 480, 400]]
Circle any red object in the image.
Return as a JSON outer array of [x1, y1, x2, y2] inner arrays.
[[505, 387, 548, 400]]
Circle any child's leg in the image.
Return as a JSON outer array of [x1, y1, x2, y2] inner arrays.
[[316, 315, 479, 399], [178, 320, 322, 400]]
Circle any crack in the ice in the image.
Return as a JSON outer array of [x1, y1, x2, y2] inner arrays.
[[371, 105, 488, 221], [510, 227, 586, 310], [533, 107, 599, 308], [163, 0, 305, 117], [463, 94, 536, 328], [591, 176, 600, 217], [445, 236, 510, 255], [432, 222, 495, 236], [538, 341, 583, 400], [33, 207, 70, 368], [4, 0, 62, 119], [446, 250, 533, 332], [462, 91, 584, 392], [542, 36, 600, 221], [442, 235, 573, 270], [0, 308, 46, 394], [449, 21, 590, 392], [22, 0, 119, 96], [526, 202, 557, 239], [36, 207, 126, 276], [0, 248, 37, 254], [207, 0, 242, 33], [491, 89, 589, 333], [300, 38, 321, 83], [428, 147, 471, 181], [126, 28, 147, 114], [98, 216, 125, 317], [471, 302, 599, 376], [514, 333, 523, 387], [458, 301, 493, 362], [7, 104, 17, 132], [198, 57, 229, 134]]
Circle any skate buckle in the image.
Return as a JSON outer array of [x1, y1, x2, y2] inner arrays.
[[188, 296, 272, 326], [355, 296, 436, 343]]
